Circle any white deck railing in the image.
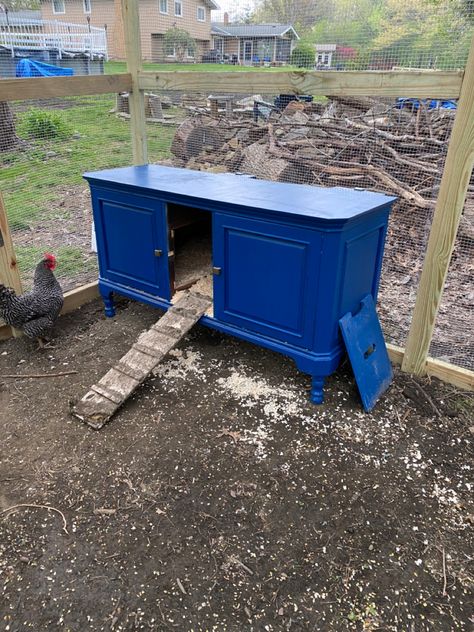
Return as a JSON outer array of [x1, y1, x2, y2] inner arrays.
[[0, 17, 108, 58]]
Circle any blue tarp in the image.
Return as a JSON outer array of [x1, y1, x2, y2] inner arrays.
[[396, 97, 457, 110], [15, 59, 74, 78]]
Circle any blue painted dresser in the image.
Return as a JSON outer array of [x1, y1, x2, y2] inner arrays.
[[84, 165, 395, 403]]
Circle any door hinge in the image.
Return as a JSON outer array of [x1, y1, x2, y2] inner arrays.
[[212, 266, 222, 276], [154, 249, 163, 257]]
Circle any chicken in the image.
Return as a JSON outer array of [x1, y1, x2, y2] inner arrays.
[[0, 253, 64, 347]]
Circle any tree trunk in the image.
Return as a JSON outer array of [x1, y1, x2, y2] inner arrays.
[[0, 102, 20, 152]]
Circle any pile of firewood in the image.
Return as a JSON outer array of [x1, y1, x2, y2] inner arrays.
[[167, 96, 474, 366], [169, 96, 459, 212]]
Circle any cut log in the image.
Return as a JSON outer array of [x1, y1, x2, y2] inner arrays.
[[148, 94, 164, 120], [278, 161, 315, 185], [116, 92, 129, 114], [240, 142, 289, 181], [72, 291, 211, 429], [171, 117, 225, 160], [331, 96, 379, 113]]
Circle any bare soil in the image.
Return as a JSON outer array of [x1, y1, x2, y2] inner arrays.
[[1, 299, 473, 631], [12, 184, 97, 293]]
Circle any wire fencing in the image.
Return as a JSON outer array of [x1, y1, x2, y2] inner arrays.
[[0, 0, 472, 373]]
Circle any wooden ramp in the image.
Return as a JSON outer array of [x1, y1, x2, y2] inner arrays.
[[72, 292, 211, 429]]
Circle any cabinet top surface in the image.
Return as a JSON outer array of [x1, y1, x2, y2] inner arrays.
[[84, 165, 396, 221]]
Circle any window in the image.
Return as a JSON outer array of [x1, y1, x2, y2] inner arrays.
[[174, 0, 182, 17], [83, 0, 91, 13], [166, 43, 176, 57], [159, 0, 168, 14], [52, 0, 65, 14], [197, 6, 205, 21], [166, 44, 194, 58], [317, 53, 330, 66]]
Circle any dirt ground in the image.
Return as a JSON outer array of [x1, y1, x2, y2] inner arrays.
[[0, 298, 473, 632]]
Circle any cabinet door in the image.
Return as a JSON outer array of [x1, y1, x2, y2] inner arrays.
[[91, 188, 170, 299], [213, 213, 321, 348]]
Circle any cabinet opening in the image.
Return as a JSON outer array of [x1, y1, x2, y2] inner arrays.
[[167, 203, 213, 301]]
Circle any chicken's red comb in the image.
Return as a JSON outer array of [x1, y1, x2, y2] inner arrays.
[[44, 253, 56, 263]]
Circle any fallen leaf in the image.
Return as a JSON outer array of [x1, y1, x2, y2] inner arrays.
[[218, 427, 242, 442]]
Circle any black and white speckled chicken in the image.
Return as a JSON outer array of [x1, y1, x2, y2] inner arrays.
[[0, 253, 64, 347]]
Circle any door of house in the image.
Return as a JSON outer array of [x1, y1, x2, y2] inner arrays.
[[243, 40, 253, 64]]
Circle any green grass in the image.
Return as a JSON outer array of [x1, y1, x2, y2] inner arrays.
[[15, 245, 98, 278], [0, 95, 175, 230], [105, 60, 296, 74]]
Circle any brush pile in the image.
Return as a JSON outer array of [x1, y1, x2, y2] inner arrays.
[[170, 96, 460, 212], [167, 96, 474, 368]]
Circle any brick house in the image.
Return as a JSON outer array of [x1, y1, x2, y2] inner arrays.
[[40, 0, 219, 61]]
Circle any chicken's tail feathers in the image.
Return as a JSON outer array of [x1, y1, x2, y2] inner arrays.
[[0, 283, 16, 296]]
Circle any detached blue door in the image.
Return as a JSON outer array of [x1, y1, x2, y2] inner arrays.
[[213, 213, 320, 348], [91, 188, 170, 300]]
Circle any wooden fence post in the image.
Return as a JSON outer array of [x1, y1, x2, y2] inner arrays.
[[0, 191, 23, 337], [402, 34, 474, 375], [121, 0, 148, 165]]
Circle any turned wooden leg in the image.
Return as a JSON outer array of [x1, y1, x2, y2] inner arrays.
[[310, 376, 325, 404], [101, 291, 115, 318]]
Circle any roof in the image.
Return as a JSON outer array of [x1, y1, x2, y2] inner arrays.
[[83, 165, 395, 223], [202, 0, 220, 9], [211, 23, 299, 39]]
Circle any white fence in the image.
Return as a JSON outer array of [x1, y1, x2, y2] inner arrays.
[[0, 17, 107, 58]]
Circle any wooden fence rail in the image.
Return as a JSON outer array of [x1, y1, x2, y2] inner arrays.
[[138, 69, 464, 98]]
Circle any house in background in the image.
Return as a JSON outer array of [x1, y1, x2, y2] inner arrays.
[[315, 43, 357, 69], [0, 8, 107, 76], [211, 14, 299, 65], [40, 0, 219, 61]]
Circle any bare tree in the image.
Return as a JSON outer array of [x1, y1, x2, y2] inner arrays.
[[253, 0, 329, 30], [0, 103, 21, 152]]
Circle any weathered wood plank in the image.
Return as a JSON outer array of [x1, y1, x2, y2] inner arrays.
[[0, 192, 22, 337], [386, 343, 404, 366], [61, 281, 100, 315], [425, 357, 474, 391], [138, 69, 463, 98], [72, 291, 211, 429], [402, 33, 474, 375], [388, 343, 473, 391], [0, 192, 22, 294], [0, 74, 132, 102], [121, 0, 147, 165]]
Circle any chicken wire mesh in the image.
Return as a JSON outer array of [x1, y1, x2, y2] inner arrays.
[[1, 0, 473, 373], [430, 187, 474, 370], [145, 90, 453, 353], [0, 94, 132, 292]]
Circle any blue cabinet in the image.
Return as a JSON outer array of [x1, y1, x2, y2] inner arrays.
[[84, 165, 395, 403], [213, 213, 320, 348], [90, 187, 170, 305]]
